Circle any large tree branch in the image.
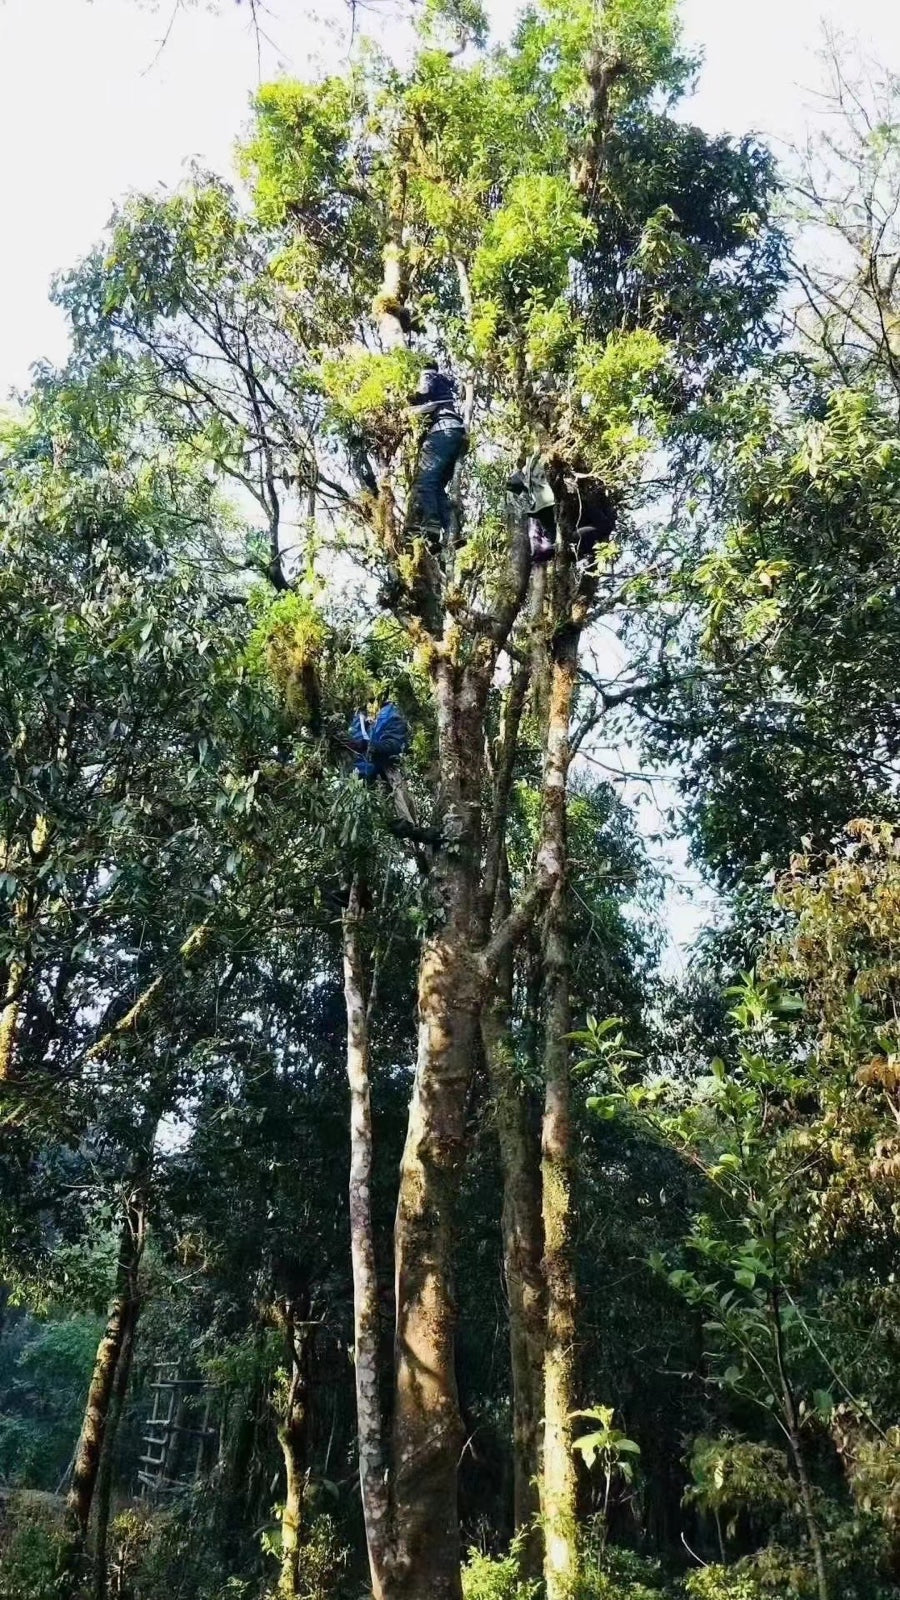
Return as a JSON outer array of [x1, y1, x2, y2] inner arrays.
[[477, 861, 557, 984], [85, 922, 212, 1063]]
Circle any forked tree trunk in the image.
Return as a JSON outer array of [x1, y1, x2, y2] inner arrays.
[[363, 197, 548, 1586], [477, 568, 550, 1575], [481, 873, 544, 1571], [540, 627, 581, 1600], [66, 1197, 147, 1547], [388, 628, 556, 1596], [342, 882, 391, 1600]]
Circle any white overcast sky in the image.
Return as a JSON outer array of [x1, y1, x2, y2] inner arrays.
[[1, 0, 898, 960], [1, 0, 899, 398]]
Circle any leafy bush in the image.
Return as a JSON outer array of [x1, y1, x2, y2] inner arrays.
[[260, 1513, 349, 1600], [109, 1498, 244, 1600], [684, 1435, 799, 1543], [461, 1539, 540, 1600], [0, 1313, 103, 1488], [580, 1543, 671, 1598], [683, 1568, 765, 1600], [0, 1493, 67, 1600]]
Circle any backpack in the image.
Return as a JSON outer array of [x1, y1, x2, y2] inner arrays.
[[348, 703, 410, 781]]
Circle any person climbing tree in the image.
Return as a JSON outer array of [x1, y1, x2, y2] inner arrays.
[[506, 454, 558, 563], [570, 475, 616, 563], [404, 367, 468, 551], [507, 456, 616, 566]]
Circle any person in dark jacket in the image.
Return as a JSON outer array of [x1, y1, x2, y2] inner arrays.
[[404, 368, 468, 551], [507, 456, 615, 567]]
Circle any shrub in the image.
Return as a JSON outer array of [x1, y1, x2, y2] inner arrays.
[[0, 1492, 68, 1600], [683, 1567, 766, 1600], [580, 1543, 671, 1598], [108, 1498, 239, 1600], [461, 1538, 540, 1600]]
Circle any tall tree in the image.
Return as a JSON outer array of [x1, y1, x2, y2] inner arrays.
[[46, 3, 785, 1594]]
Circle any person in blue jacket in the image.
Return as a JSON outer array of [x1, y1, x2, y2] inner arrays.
[[404, 368, 468, 551]]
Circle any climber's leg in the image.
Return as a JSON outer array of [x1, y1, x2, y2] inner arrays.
[[528, 506, 557, 563], [406, 419, 467, 550]]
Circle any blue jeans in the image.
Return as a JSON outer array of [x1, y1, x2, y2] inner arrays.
[[406, 416, 468, 548]]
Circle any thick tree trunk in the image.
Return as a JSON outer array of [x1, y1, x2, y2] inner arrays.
[[540, 630, 580, 1600], [342, 883, 391, 1600], [66, 1199, 147, 1545], [383, 489, 538, 1593], [476, 570, 550, 1574], [481, 872, 545, 1570], [390, 651, 483, 1600], [94, 1292, 140, 1600], [273, 1301, 313, 1600], [389, 682, 551, 1593], [391, 918, 480, 1600]]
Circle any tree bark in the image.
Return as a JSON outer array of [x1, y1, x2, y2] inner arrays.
[[93, 1290, 140, 1600], [86, 922, 212, 1063], [0, 814, 51, 1083], [0, 959, 24, 1083], [273, 1301, 314, 1600], [342, 882, 391, 1600], [481, 870, 545, 1571], [374, 143, 411, 350], [391, 919, 480, 1600], [66, 1198, 147, 1545], [389, 648, 486, 1600], [476, 570, 550, 1574], [540, 627, 581, 1600]]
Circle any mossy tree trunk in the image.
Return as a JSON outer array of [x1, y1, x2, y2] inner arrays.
[[481, 870, 545, 1572], [539, 621, 581, 1600], [93, 1289, 140, 1600], [272, 1295, 314, 1600], [342, 880, 391, 1600], [65, 1192, 148, 1559]]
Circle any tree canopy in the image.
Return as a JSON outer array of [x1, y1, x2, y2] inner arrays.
[[3, 7, 900, 1600]]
